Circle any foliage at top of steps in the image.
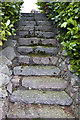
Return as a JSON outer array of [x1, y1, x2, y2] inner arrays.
[[36, 2, 80, 75], [0, 1, 23, 46]]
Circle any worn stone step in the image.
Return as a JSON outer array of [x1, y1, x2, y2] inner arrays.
[[35, 26, 54, 32], [22, 76, 68, 90], [18, 38, 57, 46], [19, 31, 34, 37], [13, 66, 60, 76], [19, 21, 36, 26], [17, 46, 58, 55], [35, 31, 54, 38], [19, 31, 55, 38], [20, 17, 35, 21], [18, 55, 58, 65], [37, 21, 52, 26], [19, 26, 34, 31], [10, 90, 72, 105], [7, 103, 75, 118], [21, 13, 34, 17], [19, 25, 54, 32], [20, 16, 48, 21]]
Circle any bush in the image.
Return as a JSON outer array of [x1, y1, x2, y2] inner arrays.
[[37, 2, 80, 75], [0, 1, 23, 45]]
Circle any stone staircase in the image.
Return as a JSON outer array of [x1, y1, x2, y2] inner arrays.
[[7, 13, 75, 119]]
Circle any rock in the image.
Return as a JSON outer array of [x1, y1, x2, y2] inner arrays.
[[13, 66, 60, 76], [0, 73, 10, 87], [3, 40, 17, 48], [22, 76, 68, 90], [71, 74, 79, 86], [0, 100, 5, 119], [0, 47, 16, 61], [35, 46, 58, 55], [0, 65, 12, 76], [0, 55, 12, 66], [7, 104, 74, 118], [10, 90, 72, 105], [17, 46, 33, 55], [11, 76, 20, 87], [18, 56, 30, 64], [50, 57, 58, 65], [7, 82, 12, 94], [0, 88, 8, 98]]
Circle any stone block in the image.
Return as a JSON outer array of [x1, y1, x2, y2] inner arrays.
[[18, 56, 30, 64], [18, 38, 40, 46], [13, 66, 60, 76], [19, 21, 36, 26], [10, 90, 72, 105], [35, 46, 58, 55], [0, 47, 16, 61], [0, 55, 12, 66], [41, 38, 56, 46], [0, 73, 10, 87], [22, 76, 68, 90], [11, 76, 20, 87], [35, 31, 54, 38], [37, 21, 51, 26], [35, 26, 53, 32], [17, 46, 33, 55]]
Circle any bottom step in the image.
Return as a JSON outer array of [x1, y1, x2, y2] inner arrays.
[[7, 103, 75, 119]]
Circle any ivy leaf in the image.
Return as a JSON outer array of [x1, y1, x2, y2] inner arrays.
[[61, 22, 67, 28], [0, 41, 3, 46], [6, 20, 10, 27]]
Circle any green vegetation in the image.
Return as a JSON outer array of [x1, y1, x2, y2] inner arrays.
[[37, 2, 80, 75], [0, 1, 23, 45]]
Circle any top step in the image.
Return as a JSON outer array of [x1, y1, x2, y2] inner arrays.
[[21, 13, 46, 17]]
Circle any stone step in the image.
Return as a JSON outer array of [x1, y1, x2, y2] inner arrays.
[[13, 66, 60, 76], [18, 55, 58, 65], [17, 46, 58, 55], [10, 90, 72, 105], [19, 26, 34, 31], [7, 103, 75, 118], [20, 17, 35, 21], [21, 13, 46, 17], [19, 31, 55, 38], [22, 76, 68, 90], [35, 31, 54, 38], [20, 16, 48, 21], [19, 21, 36, 26], [35, 26, 54, 32], [21, 13, 34, 17], [37, 21, 52, 26], [19, 25, 54, 32], [18, 38, 57, 46]]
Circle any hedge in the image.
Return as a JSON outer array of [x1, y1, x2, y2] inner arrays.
[[37, 2, 80, 75], [0, 1, 23, 45]]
